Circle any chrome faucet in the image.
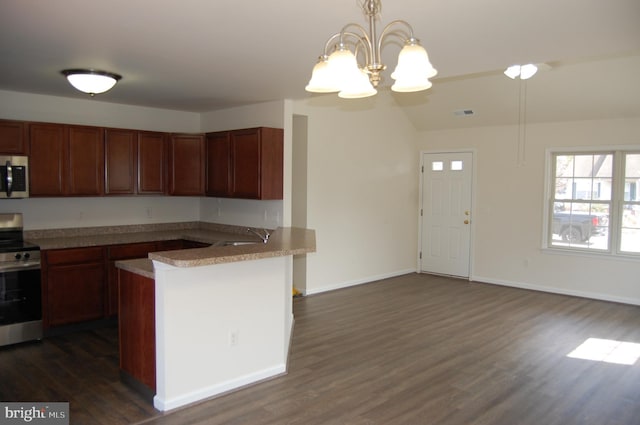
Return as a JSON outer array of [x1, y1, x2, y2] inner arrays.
[[247, 228, 270, 243]]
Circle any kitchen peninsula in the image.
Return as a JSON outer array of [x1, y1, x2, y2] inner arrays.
[[116, 226, 315, 412]]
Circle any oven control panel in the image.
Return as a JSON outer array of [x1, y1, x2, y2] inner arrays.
[[0, 250, 41, 270]]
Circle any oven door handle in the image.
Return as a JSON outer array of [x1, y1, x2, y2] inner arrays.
[[0, 262, 41, 273]]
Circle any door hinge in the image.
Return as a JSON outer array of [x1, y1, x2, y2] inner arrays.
[[421, 165, 424, 173], [419, 252, 422, 259], [420, 209, 423, 216]]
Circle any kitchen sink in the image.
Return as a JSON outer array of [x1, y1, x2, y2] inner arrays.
[[223, 240, 263, 246]]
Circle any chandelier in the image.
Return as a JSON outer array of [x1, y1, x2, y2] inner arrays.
[[61, 69, 122, 96], [305, 0, 437, 99]]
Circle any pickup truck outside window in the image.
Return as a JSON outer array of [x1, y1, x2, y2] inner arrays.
[[546, 150, 640, 256]]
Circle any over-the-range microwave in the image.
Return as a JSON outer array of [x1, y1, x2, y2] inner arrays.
[[0, 155, 29, 198]]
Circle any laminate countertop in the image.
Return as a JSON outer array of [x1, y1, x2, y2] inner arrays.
[[148, 227, 315, 267], [26, 222, 315, 279]]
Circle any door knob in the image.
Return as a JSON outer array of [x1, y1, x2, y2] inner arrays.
[[464, 220, 469, 225]]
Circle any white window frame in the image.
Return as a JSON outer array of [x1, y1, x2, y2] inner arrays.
[[543, 146, 640, 259]]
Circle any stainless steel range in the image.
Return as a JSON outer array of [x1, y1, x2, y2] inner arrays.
[[0, 213, 42, 347]]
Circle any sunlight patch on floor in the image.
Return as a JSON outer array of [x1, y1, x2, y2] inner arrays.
[[567, 338, 640, 365]]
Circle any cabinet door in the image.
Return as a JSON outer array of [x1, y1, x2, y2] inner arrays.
[[169, 134, 205, 196], [68, 125, 104, 195], [29, 123, 67, 196], [230, 129, 262, 199], [0, 120, 28, 154], [205, 131, 231, 197], [138, 132, 167, 194], [256, 127, 283, 200], [47, 262, 105, 326], [44, 247, 106, 327], [105, 129, 136, 194]]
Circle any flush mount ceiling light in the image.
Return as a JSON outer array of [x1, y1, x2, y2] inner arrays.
[[61, 69, 122, 96], [305, 0, 437, 99], [504, 64, 538, 80]]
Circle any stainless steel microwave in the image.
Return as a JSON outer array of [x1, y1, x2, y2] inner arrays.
[[0, 155, 29, 198]]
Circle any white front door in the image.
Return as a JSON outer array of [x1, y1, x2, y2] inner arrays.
[[420, 152, 473, 277]]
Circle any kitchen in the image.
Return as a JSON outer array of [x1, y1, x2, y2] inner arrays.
[[0, 0, 639, 423], [0, 112, 317, 412]]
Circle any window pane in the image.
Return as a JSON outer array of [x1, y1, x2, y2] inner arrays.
[[555, 155, 574, 177], [551, 202, 609, 250], [432, 161, 443, 171], [573, 155, 594, 177], [621, 153, 640, 253], [624, 154, 640, 202], [450, 160, 463, 171], [554, 178, 573, 199]]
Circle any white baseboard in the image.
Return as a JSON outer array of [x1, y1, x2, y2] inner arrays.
[[305, 268, 417, 296], [154, 364, 287, 412], [472, 275, 640, 306]]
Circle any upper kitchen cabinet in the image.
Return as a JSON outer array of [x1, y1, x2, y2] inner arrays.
[[105, 128, 137, 195], [168, 134, 205, 196], [206, 127, 283, 200], [205, 131, 231, 197], [68, 125, 104, 195], [0, 120, 29, 154], [138, 131, 167, 194], [30, 123, 104, 196], [105, 129, 167, 195]]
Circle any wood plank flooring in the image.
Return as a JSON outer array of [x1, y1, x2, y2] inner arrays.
[[1, 273, 639, 425]]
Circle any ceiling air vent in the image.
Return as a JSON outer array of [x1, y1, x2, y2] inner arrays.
[[453, 109, 475, 117]]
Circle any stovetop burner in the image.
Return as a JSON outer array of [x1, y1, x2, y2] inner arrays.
[[0, 239, 40, 253], [0, 213, 40, 254]]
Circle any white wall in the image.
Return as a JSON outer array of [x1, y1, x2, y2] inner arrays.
[[0, 90, 199, 132], [293, 93, 420, 294], [1, 196, 200, 230], [418, 117, 640, 305], [153, 256, 288, 411]]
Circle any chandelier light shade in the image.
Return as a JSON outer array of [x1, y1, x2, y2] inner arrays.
[[61, 69, 122, 96], [306, 0, 437, 99], [504, 64, 538, 80]]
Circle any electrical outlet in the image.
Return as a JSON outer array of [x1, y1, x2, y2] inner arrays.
[[229, 330, 239, 347], [146, 207, 152, 218]]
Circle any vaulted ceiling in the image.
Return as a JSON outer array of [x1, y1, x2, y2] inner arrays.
[[1, 0, 639, 131]]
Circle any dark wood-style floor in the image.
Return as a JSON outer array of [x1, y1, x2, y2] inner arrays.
[[2, 273, 639, 425]]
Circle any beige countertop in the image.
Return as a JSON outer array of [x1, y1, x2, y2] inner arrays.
[[26, 222, 315, 279], [148, 227, 316, 268], [25, 222, 256, 250]]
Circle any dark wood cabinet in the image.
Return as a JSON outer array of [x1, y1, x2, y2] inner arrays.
[[105, 129, 167, 195], [105, 129, 137, 194], [0, 120, 28, 154], [68, 125, 104, 195], [43, 247, 106, 328], [206, 127, 283, 199], [205, 131, 232, 197], [29, 123, 67, 196], [119, 268, 156, 392], [106, 242, 158, 317], [168, 134, 205, 196], [29, 123, 104, 196], [138, 131, 167, 194]]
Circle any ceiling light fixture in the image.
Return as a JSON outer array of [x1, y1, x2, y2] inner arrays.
[[504, 64, 538, 80], [61, 69, 122, 96], [305, 0, 437, 99]]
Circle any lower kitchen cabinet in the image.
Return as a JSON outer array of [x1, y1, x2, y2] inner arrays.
[[43, 239, 213, 328], [43, 246, 106, 328]]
